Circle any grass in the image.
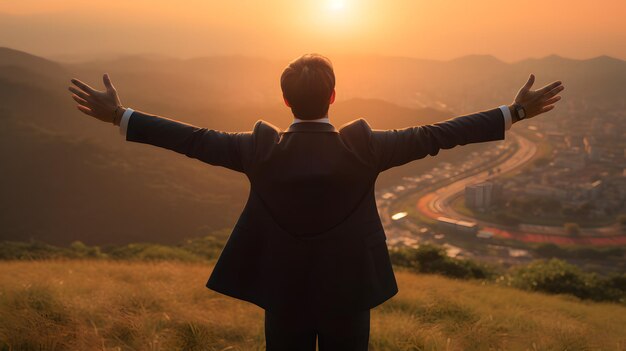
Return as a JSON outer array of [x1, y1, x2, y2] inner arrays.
[[1, 261, 625, 350]]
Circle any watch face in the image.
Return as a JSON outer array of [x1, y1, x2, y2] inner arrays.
[[517, 107, 526, 119]]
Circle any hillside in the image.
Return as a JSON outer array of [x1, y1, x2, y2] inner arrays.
[[0, 260, 624, 350], [0, 47, 477, 246]]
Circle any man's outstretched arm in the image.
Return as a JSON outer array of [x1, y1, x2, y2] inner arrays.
[[370, 74, 564, 172], [68, 74, 252, 172]]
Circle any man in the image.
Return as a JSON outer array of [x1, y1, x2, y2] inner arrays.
[[68, 53, 563, 350]]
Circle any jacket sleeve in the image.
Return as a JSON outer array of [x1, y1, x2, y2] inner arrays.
[[369, 107, 505, 172], [125, 109, 254, 173]]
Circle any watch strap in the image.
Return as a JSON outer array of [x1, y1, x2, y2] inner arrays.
[[513, 103, 526, 121]]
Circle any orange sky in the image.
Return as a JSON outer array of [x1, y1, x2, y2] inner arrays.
[[0, 0, 624, 62]]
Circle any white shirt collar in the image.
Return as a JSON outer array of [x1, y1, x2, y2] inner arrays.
[[292, 116, 331, 124]]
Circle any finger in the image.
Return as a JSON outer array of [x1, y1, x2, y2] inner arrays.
[[541, 85, 565, 99], [68, 86, 91, 101], [71, 94, 89, 105], [521, 74, 535, 92], [71, 78, 97, 94], [539, 105, 555, 113], [103, 73, 115, 92], [76, 105, 96, 117], [542, 96, 561, 105], [537, 81, 563, 95]]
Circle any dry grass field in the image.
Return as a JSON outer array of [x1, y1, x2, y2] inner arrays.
[[1, 260, 625, 350]]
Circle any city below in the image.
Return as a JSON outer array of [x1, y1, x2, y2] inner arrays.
[[376, 102, 626, 272]]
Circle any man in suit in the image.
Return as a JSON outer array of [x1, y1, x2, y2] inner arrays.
[[68, 53, 563, 350]]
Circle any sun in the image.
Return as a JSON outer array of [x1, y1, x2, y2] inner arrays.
[[327, 0, 346, 12], [306, 0, 365, 37]]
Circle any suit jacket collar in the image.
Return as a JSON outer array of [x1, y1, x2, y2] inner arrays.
[[284, 122, 338, 133], [293, 116, 330, 124]]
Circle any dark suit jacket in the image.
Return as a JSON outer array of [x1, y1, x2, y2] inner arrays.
[[125, 107, 505, 317]]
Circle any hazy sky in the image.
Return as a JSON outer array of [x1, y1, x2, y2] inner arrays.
[[1, 0, 624, 62]]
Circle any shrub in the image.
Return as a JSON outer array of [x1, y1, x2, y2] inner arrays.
[[0, 236, 227, 262], [107, 243, 202, 262], [69, 241, 105, 259], [0, 240, 71, 260], [390, 243, 495, 280], [599, 273, 626, 304], [505, 258, 625, 302], [179, 235, 225, 260]]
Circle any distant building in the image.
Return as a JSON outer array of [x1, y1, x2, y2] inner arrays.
[[437, 216, 458, 232], [590, 117, 604, 135], [583, 136, 600, 161], [456, 220, 478, 233], [524, 183, 568, 200], [545, 131, 565, 144], [565, 135, 584, 149], [477, 230, 494, 239], [613, 177, 626, 200], [579, 180, 602, 200], [553, 151, 586, 170], [436, 216, 478, 235], [603, 122, 618, 137], [465, 181, 498, 209]]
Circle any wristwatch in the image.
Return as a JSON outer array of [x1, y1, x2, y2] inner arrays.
[[512, 103, 526, 122]]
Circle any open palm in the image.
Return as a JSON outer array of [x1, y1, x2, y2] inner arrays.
[[514, 74, 564, 119], [68, 74, 122, 124]]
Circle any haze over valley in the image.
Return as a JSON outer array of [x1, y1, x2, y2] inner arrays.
[[1, 47, 625, 252]]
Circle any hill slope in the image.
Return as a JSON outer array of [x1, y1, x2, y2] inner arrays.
[[0, 48, 470, 245], [0, 260, 624, 350]]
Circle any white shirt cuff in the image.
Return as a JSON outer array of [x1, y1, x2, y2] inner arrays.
[[499, 105, 512, 131], [119, 108, 134, 136]]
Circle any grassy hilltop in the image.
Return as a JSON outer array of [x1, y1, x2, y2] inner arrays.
[[1, 260, 625, 351]]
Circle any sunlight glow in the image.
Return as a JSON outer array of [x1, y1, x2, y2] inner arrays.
[[327, 0, 346, 12], [3, 1, 624, 61]]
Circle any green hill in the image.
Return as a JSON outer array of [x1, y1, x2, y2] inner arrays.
[[1, 260, 624, 350]]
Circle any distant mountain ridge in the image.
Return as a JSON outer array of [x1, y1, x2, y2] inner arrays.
[[1, 47, 624, 245], [48, 47, 626, 113], [4, 46, 624, 113]]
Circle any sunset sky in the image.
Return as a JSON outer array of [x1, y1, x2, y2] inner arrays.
[[1, 0, 624, 62]]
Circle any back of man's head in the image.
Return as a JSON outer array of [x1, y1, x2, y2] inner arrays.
[[280, 53, 335, 120]]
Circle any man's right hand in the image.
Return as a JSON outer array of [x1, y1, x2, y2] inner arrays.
[[510, 74, 564, 122], [68, 73, 125, 125]]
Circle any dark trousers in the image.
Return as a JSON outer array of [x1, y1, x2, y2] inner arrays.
[[264, 308, 371, 350]]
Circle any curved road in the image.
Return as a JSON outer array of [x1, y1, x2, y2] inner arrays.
[[416, 132, 626, 246]]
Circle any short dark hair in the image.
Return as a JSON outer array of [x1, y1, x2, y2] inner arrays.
[[280, 53, 335, 120]]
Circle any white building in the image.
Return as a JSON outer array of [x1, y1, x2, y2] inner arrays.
[[465, 181, 495, 209]]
